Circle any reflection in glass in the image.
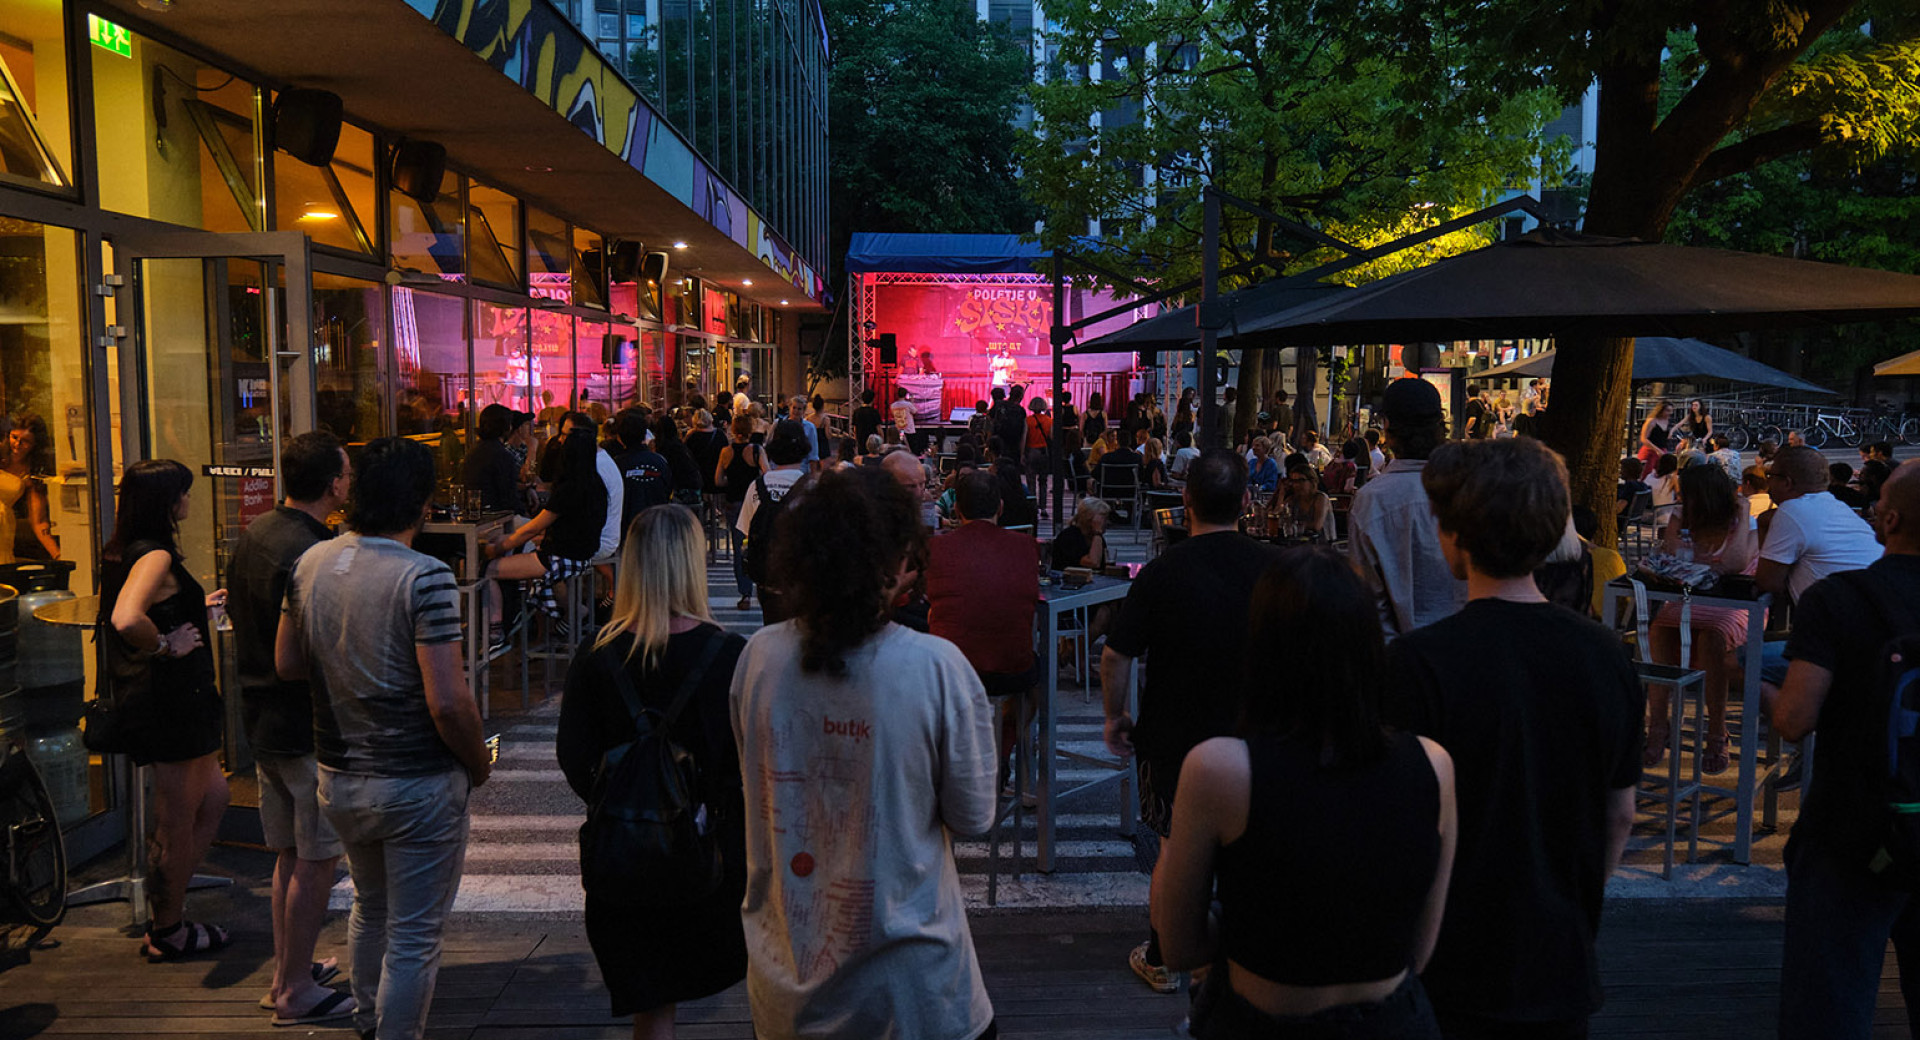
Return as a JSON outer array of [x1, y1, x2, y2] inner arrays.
[[312, 273, 387, 445], [390, 167, 465, 278], [468, 182, 523, 288], [393, 289, 468, 479], [275, 119, 376, 254]]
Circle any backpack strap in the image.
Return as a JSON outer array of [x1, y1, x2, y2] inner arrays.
[[608, 627, 727, 736]]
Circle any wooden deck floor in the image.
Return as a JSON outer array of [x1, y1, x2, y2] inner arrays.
[[1, 895, 1909, 1039]]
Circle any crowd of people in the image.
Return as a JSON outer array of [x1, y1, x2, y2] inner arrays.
[[86, 367, 1920, 1040]]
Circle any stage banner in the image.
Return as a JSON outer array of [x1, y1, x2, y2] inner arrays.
[[897, 374, 945, 422]]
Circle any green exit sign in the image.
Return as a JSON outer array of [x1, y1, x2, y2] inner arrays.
[[87, 14, 133, 59]]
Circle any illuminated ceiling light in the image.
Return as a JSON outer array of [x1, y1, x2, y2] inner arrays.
[[741, 279, 753, 286], [524, 164, 553, 172], [299, 210, 339, 221], [673, 241, 689, 249], [780, 299, 790, 305]]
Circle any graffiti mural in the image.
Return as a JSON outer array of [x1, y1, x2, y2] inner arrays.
[[402, 0, 821, 301]]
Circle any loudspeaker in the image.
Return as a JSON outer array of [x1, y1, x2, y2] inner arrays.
[[272, 88, 343, 167], [602, 333, 627, 367], [391, 139, 447, 204], [606, 239, 643, 284], [873, 333, 898, 365], [638, 251, 669, 319]]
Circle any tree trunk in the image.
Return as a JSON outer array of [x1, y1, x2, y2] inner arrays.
[[1260, 348, 1284, 409], [1233, 347, 1264, 444], [1537, 331, 1636, 548]]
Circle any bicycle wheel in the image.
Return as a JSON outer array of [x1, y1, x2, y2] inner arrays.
[[1759, 425, 1784, 447], [1725, 426, 1751, 452], [1838, 420, 1864, 448], [1804, 424, 1829, 449], [0, 742, 67, 930], [1901, 418, 1920, 447]]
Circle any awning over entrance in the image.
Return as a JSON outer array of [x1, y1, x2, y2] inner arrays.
[[94, 0, 822, 308]]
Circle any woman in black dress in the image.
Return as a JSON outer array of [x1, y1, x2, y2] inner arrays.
[[99, 459, 232, 960], [557, 505, 747, 1039]]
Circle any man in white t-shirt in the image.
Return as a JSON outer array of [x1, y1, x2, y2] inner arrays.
[[732, 375, 753, 417], [890, 387, 925, 455], [1756, 446, 1882, 691], [1758, 447, 1882, 605]]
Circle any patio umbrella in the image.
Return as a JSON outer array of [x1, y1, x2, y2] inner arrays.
[[1063, 280, 1346, 354], [1476, 337, 1835, 395], [1230, 229, 1920, 346], [1875, 348, 1920, 377]]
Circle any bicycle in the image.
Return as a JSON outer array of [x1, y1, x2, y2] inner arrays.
[[0, 735, 67, 937], [1860, 408, 1920, 447], [1802, 409, 1864, 449]]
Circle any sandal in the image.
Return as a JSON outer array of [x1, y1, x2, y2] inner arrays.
[[259, 960, 341, 1009], [271, 989, 356, 1027], [1702, 731, 1731, 775], [1643, 717, 1670, 769], [142, 919, 231, 962]]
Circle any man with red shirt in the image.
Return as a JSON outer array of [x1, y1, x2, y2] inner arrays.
[[925, 471, 1043, 783]]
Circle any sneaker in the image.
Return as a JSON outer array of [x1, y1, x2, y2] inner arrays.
[[1129, 941, 1179, 994], [1768, 751, 1804, 793]]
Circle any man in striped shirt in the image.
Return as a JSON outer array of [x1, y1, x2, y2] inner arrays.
[[278, 436, 491, 1040]]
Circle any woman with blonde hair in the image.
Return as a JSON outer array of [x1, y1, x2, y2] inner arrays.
[[557, 504, 748, 1040]]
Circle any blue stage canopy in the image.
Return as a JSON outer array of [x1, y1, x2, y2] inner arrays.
[[845, 233, 1048, 275]]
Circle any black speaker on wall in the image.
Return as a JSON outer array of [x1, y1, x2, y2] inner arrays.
[[391, 139, 448, 204], [874, 333, 898, 365], [602, 333, 628, 367], [271, 88, 343, 167], [606, 240, 644, 284]]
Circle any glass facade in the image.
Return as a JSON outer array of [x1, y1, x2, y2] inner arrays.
[[560, 0, 830, 275]]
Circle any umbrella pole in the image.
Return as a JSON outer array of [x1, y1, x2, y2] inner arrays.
[[1198, 187, 1222, 447]]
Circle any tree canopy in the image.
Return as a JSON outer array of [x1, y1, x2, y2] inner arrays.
[[824, 0, 1037, 286]]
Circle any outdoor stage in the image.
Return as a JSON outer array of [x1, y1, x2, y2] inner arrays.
[[846, 234, 1155, 422]]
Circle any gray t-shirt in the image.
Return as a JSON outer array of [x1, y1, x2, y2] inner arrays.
[[731, 622, 997, 1040], [286, 533, 464, 776]]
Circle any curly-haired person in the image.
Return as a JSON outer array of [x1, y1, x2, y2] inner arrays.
[[730, 468, 999, 1040]]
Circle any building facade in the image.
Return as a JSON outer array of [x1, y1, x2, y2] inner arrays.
[[0, 0, 827, 858]]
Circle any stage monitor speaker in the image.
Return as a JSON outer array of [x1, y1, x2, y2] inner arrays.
[[391, 139, 448, 203], [602, 333, 628, 367], [607, 239, 643, 284], [272, 88, 343, 167], [874, 333, 898, 365]]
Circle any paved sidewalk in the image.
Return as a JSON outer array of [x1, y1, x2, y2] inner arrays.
[[1, 841, 1903, 1040]]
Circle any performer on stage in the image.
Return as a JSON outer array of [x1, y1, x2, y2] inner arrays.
[[917, 349, 939, 376], [989, 345, 1019, 389]]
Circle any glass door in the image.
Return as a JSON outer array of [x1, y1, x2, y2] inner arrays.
[[112, 231, 313, 768]]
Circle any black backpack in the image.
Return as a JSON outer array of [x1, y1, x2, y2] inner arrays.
[[745, 473, 803, 586], [578, 631, 726, 908], [1844, 571, 1920, 888]]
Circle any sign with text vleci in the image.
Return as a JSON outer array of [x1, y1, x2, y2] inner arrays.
[[203, 465, 276, 479]]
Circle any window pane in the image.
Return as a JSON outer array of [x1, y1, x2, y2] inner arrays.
[[0, 3, 73, 191], [390, 167, 465, 278], [94, 32, 262, 231], [275, 117, 376, 253], [392, 288, 468, 481], [468, 182, 522, 288], [312, 272, 388, 444], [575, 321, 636, 416]]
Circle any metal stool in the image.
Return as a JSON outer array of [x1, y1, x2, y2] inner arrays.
[[1635, 661, 1708, 878]]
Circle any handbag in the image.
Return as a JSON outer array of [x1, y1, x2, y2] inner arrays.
[[1632, 550, 1718, 593]]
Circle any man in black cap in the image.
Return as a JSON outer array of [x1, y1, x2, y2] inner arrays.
[[1348, 378, 1468, 638]]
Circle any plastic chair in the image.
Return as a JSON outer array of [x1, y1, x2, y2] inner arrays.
[[1098, 463, 1143, 535]]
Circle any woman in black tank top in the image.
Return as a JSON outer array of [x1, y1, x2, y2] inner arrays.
[[1151, 549, 1458, 1039], [712, 412, 763, 609]]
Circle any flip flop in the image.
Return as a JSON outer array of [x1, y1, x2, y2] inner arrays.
[[271, 989, 356, 1027], [142, 920, 231, 962], [258, 960, 342, 1009]]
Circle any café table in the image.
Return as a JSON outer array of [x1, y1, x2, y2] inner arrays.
[[1035, 572, 1137, 872], [421, 511, 515, 718], [33, 595, 231, 921], [1601, 578, 1776, 863]]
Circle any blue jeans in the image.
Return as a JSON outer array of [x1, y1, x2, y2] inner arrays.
[[319, 768, 472, 1040], [1780, 837, 1920, 1039], [725, 500, 753, 599], [1761, 639, 1791, 687]]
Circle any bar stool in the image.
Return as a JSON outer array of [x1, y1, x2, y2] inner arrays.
[[982, 670, 1037, 908], [1631, 581, 1708, 879]]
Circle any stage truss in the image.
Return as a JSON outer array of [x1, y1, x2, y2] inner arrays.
[[847, 270, 1055, 402]]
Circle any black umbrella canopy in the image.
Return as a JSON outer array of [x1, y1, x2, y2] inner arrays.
[[1232, 229, 1920, 346], [1476, 337, 1835, 395], [1064, 280, 1347, 354]]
